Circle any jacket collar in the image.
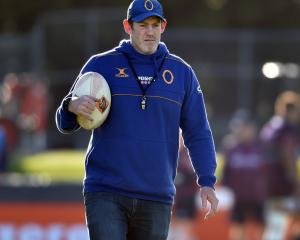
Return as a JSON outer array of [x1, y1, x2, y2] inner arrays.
[[115, 39, 169, 68]]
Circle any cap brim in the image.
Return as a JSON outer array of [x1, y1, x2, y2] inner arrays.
[[130, 12, 166, 23]]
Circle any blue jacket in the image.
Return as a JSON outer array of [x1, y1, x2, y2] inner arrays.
[[56, 40, 217, 204]]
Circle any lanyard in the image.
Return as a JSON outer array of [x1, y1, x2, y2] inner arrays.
[[123, 53, 166, 110]]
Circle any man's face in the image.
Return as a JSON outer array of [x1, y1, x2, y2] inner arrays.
[[125, 16, 166, 55]]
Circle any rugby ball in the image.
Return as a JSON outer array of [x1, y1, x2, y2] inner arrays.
[[72, 71, 111, 130]]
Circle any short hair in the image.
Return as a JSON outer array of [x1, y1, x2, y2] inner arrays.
[[129, 17, 162, 28], [275, 91, 300, 116]]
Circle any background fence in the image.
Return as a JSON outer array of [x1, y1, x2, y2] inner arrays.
[[1, 8, 300, 149]]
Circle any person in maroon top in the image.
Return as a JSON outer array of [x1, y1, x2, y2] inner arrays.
[[170, 134, 198, 239], [222, 109, 269, 240], [260, 91, 300, 198], [175, 135, 198, 219]]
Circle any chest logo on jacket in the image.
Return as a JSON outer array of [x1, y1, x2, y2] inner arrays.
[[162, 70, 174, 85], [115, 68, 129, 78]]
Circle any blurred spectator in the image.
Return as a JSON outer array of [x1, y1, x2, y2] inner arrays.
[[0, 73, 20, 167], [169, 134, 198, 240], [0, 73, 22, 121], [0, 72, 49, 155], [17, 73, 49, 153], [222, 109, 269, 240], [260, 91, 300, 198], [260, 91, 300, 240]]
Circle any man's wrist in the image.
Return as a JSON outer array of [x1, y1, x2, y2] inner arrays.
[[201, 186, 215, 191]]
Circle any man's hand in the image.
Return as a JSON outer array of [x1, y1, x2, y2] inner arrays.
[[200, 186, 219, 220], [68, 96, 96, 121]]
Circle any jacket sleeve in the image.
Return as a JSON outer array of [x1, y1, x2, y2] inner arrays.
[[180, 66, 217, 188], [55, 56, 100, 134]]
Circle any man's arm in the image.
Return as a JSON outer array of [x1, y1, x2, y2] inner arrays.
[[180, 67, 218, 219], [55, 94, 80, 134]]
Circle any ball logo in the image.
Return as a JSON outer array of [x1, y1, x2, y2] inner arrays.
[[96, 96, 109, 113], [162, 70, 174, 85], [144, 0, 154, 11]]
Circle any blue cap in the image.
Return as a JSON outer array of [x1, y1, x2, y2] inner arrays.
[[127, 0, 166, 22]]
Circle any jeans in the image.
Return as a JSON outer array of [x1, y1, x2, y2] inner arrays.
[[84, 192, 172, 240]]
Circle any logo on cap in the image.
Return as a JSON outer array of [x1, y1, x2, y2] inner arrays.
[[144, 0, 154, 11]]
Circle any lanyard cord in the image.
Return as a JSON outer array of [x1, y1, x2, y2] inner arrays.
[[123, 52, 166, 110]]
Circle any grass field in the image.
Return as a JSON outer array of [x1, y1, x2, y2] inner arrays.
[[8, 150, 299, 183], [10, 150, 225, 183], [10, 150, 86, 182]]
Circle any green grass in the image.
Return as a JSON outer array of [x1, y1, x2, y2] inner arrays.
[[12, 150, 86, 182], [216, 153, 224, 181], [9, 150, 299, 184]]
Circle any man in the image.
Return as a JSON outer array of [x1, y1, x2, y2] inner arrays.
[[222, 110, 268, 240], [259, 91, 300, 240], [260, 91, 300, 198], [56, 0, 218, 239]]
